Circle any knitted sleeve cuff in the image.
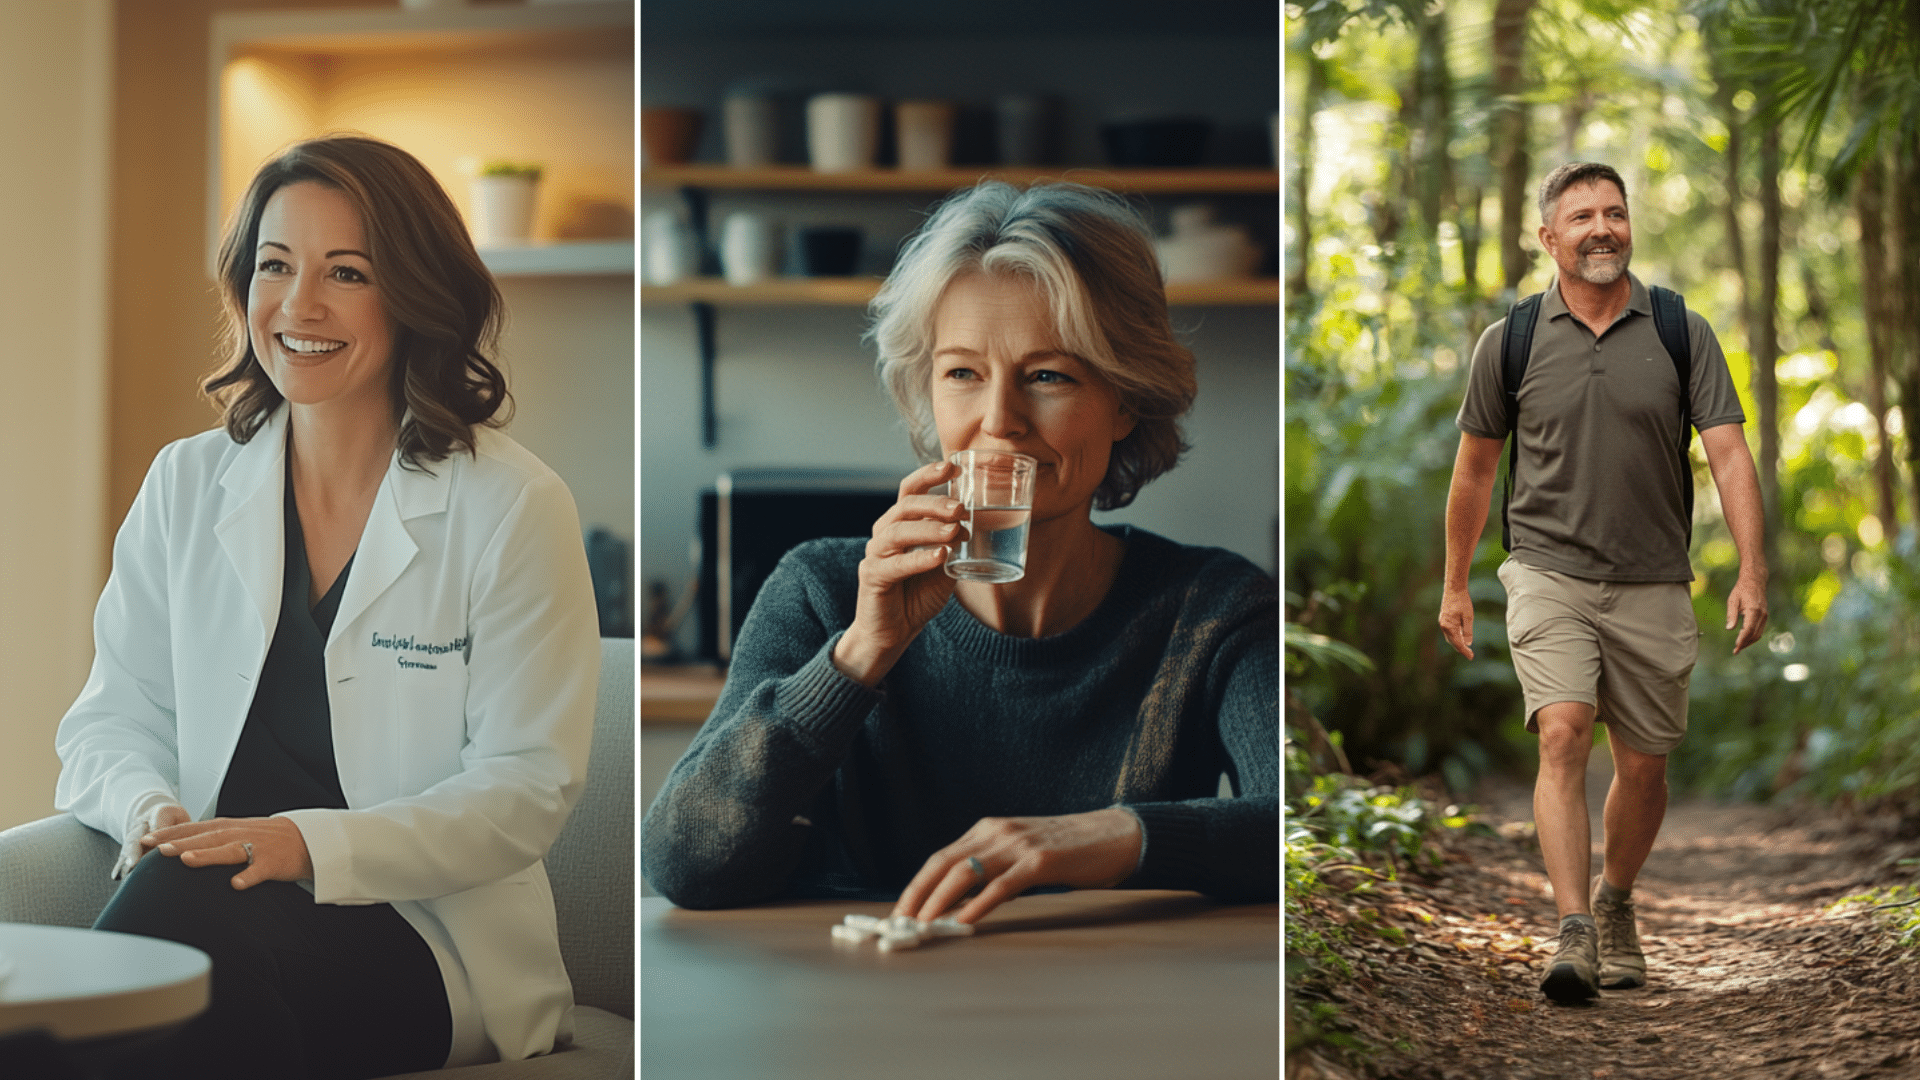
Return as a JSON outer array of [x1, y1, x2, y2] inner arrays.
[[1118, 802, 1209, 890], [771, 631, 886, 745]]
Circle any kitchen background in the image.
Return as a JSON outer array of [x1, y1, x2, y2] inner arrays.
[[637, 0, 1280, 891]]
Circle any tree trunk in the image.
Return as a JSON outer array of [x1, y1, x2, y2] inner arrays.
[[1287, 49, 1324, 303], [1492, 0, 1536, 294], [1856, 154, 1900, 534], [1411, 5, 1454, 247], [1559, 89, 1592, 160], [1712, 69, 1753, 354], [1755, 122, 1784, 592], [1893, 146, 1920, 529], [1460, 185, 1484, 303]]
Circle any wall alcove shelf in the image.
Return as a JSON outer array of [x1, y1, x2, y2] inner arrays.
[[646, 166, 1278, 447], [210, 0, 635, 276]]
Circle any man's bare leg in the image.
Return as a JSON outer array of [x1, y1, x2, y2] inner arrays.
[[1533, 701, 1598, 919], [1591, 726, 1664, 988], [1599, 728, 1669, 892]]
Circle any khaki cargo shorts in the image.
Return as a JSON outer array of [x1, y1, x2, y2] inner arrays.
[[1497, 557, 1699, 756]]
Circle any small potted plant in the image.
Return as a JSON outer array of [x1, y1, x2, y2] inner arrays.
[[470, 161, 542, 245]]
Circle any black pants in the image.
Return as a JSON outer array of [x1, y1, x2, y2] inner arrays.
[[94, 853, 452, 1080]]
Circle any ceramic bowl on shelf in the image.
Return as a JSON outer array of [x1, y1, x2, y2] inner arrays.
[[794, 227, 862, 276], [1154, 204, 1260, 283], [642, 107, 703, 167], [1100, 118, 1212, 167]]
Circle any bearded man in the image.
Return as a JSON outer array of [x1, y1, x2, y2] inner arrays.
[[1437, 161, 1769, 1003]]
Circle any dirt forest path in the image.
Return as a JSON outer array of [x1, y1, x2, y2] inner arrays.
[[1291, 747, 1920, 1080]]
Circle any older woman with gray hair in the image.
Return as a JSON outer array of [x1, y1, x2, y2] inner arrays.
[[641, 181, 1277, 922]]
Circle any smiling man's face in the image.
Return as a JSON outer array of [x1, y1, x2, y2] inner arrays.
[[1539, 179, 1632, 287]]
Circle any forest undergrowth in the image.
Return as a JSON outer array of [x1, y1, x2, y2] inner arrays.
[[1286, 746, 1920, 1080]]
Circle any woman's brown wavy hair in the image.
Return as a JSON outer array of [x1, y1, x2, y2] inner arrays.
[[204, 135, 511, 469]]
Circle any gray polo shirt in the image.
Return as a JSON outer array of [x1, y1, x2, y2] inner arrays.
[[1457, 272, 1745, 582]]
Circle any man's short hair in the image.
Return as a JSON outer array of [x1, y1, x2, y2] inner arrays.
[[1538, 162, 1629, 226]]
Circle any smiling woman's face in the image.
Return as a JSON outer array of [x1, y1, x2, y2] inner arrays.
[[247, 181, 395, 417], [929, 271, 1135, 525]]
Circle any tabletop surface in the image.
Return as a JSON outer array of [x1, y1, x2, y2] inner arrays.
[[0, 923, 210, 1042], [640, 890, 1278, 1080]]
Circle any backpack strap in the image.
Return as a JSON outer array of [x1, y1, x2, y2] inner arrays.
[[1498, 292, 1544, 553], [1649, 285, 1696, 545]]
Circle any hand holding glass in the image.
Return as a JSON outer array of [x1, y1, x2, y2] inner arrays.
[[944, 450, 1036, 583]]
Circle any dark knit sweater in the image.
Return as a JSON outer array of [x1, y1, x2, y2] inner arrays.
[[640, 524, 1279, 909]]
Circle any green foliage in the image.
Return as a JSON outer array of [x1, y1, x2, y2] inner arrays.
[[1830, 879, 1920, 950], [1697, 0, 1920, 181], [1291, 0, 1421, 50], [1290, 0, 1920, 813], [1286, 617, 1376, 678], [1676, 534, 1920, 802], [480, 161, 542, 180], [1285, 742, 1468, 1062], [1286, 299, 1523, 784]]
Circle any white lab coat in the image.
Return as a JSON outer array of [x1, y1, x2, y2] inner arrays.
[[53, 407, 601, 1066]]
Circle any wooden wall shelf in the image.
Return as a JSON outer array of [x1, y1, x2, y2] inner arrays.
[[642, 276, 1278, 307], [643, 165, 1277, 195], [482, 240, 633, 277]]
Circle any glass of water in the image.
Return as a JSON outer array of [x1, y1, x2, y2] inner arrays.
[[944, 449, 1037, 583]]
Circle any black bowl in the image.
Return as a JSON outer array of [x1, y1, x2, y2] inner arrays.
[[796, 226, 862, 276], [1100, 118, 1212, 167]]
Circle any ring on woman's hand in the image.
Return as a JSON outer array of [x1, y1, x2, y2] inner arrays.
[[966, 856, 985, 880], [242, 841, 254, 867]]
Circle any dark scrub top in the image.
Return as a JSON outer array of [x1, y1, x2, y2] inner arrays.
[[216, 467, 355, 818]]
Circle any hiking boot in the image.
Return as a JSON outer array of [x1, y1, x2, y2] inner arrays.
[[1540, 917, 1600, 1003], [1592, 880, 1648, 989]]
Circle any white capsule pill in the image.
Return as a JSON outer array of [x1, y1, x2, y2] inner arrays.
[[830, 925, 867, 943], [928, 917, 974, 936], [843, 914, 882, 931], [877, 932, 922, 952]]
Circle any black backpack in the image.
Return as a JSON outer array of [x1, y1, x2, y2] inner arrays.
[[1498, 286, 1695, 552]]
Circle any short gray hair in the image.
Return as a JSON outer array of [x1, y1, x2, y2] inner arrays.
[[1538, 162, 1628, 226], [867, 181, 1195, 511]]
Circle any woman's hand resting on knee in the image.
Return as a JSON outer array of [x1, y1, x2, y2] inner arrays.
[[144, 815, 314, 890]]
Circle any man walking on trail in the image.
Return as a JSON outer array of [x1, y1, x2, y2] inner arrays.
[[1437, 162, 1770, 1004]]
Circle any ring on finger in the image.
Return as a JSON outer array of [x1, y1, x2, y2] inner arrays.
[[966, 856, 986, 880], [242, 841, 254, 867]]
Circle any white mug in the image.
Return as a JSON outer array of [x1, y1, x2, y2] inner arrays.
[[643, 210, 696, 286], [806, 93, 879, 173], [720, 213, 777, 287]]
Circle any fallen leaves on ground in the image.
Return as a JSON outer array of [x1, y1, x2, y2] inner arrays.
[[1289, 774, 1920, 1080]]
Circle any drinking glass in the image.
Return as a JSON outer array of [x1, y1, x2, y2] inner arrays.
[[943, 450, 1037, 583]]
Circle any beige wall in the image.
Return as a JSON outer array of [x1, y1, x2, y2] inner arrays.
[[110, 0, 371, 545], [0, 0, 112, 830]]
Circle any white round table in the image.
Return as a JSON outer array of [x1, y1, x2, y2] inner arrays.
[[0, 923, 208, 1042]]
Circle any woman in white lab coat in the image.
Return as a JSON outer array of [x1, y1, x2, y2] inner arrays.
[[53, 136, 600, 1079]]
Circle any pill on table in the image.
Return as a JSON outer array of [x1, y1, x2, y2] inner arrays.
[[830, 925, 869, 943], [877, 932, 923, 952], [927, 917, 974, 936], [843, 914, 882, 931]]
